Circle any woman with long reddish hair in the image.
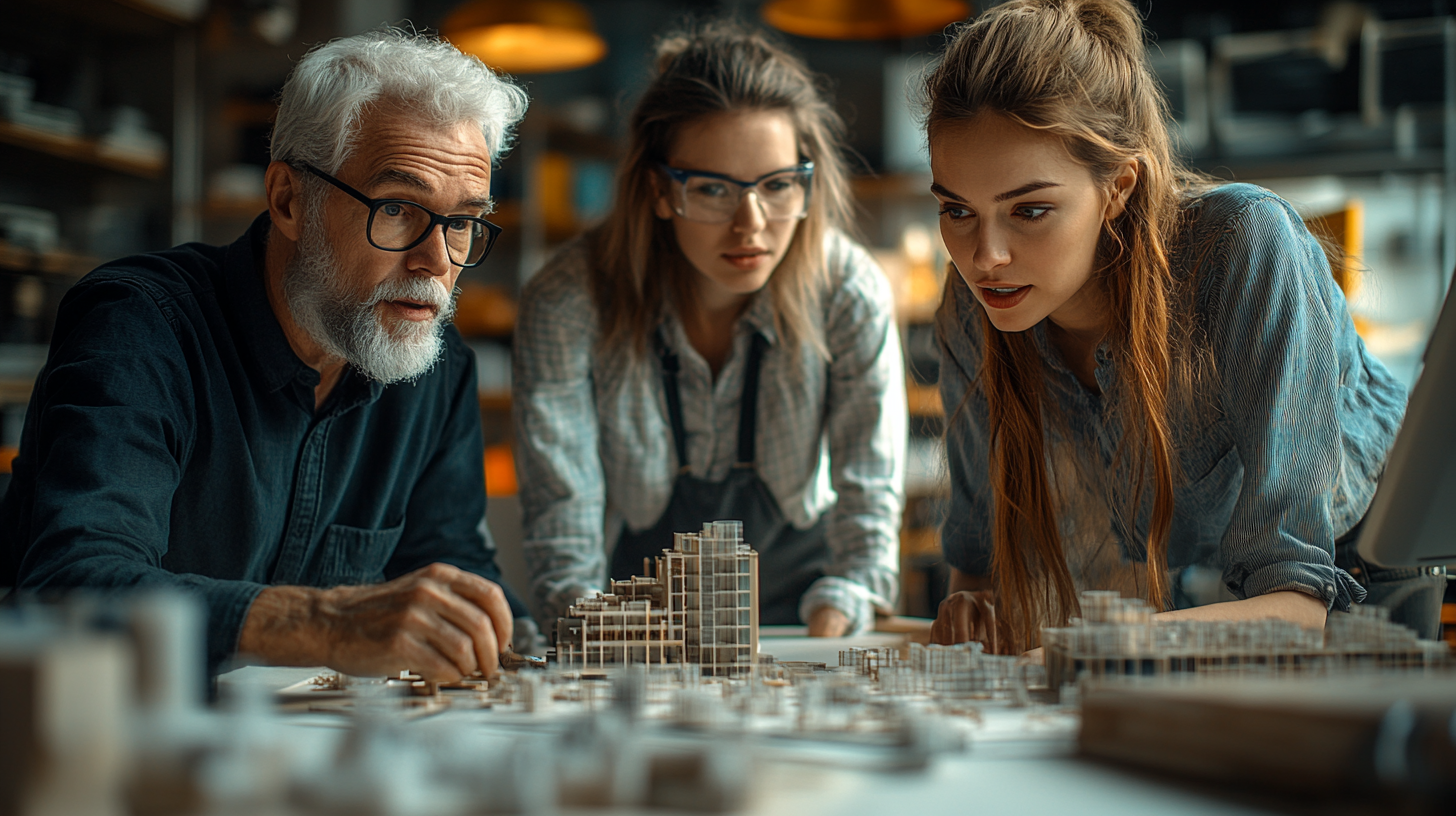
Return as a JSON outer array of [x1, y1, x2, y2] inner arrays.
[[927, 0, 1438, 655]]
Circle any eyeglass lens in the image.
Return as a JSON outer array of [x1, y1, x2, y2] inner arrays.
[[678, 171, 809, 222], [369, 201, 492, 266]]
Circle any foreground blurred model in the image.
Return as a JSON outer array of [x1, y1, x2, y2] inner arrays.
[[2, 29, 529, 679], [926, 0, 1434, 653], [513, 21, 906, 637]]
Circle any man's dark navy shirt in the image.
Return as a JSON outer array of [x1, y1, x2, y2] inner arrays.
[[1, 214, 525, 672]]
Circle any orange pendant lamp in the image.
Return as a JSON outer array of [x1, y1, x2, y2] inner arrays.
[[442, 0, 608, 74], [762, 0, 972, 40]]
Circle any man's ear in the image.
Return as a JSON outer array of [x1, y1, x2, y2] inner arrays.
[[265, 161, 308, 242], [1104, 158, 1139, 221]]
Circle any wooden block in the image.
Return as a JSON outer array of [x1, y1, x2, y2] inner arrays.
[[0, 634, 133, 816]]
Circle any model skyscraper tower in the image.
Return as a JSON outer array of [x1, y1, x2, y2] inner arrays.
[[554, 520, 760, 677]]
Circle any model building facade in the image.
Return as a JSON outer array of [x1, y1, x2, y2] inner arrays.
[[1044, 590, 1450, 689], [554, 520, 760, 677]]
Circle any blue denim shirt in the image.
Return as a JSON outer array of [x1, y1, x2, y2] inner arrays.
[[2, 214, 524, 673], [938, 184, 1407, 612]]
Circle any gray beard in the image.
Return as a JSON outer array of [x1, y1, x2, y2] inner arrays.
[[282, 216, 458, 385]]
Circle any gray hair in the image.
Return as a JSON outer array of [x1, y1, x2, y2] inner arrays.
[[271, 27, 528, 173]]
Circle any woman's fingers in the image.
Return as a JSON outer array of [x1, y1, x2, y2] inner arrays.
[[933, 590, 997, 648]]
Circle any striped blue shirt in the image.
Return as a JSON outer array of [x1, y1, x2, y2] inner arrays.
[[938, 183, 1407, 611]]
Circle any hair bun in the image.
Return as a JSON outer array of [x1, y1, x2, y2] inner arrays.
[[1069, 0, 1145, 58]]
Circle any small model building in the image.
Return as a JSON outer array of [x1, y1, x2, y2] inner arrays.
[[1043, 590, 1450, 689], [555, 520, 760, 677]]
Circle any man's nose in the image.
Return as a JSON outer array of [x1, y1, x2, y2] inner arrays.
[[407, 223, 454, 277]]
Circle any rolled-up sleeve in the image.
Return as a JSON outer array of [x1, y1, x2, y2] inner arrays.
[[12, 279, 267, 674], [512, 252, 608, 623], [936, 276, 995, 576], [1206, 195, 1367, 610], [798, 243, 907, 632]]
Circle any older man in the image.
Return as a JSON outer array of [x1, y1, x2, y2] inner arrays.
[[1, 30, 528, 679]]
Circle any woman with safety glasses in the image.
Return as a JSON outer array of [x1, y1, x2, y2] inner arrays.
[[512, 21, 906, 635]]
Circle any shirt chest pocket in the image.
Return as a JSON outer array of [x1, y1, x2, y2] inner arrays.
[[1168, 447, 1244, 567], [317, 521, 406, 587]]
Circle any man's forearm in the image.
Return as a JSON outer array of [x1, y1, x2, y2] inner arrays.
[[237, 585, 330, 666]]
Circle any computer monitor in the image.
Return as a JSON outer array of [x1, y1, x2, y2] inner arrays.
[[1357, 275, 1456, 568]]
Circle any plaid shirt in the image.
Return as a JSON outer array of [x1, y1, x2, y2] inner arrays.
[[513, 231, 906, 630]]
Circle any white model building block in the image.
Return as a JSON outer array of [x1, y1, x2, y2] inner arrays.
[[0, 626, 132, 816]]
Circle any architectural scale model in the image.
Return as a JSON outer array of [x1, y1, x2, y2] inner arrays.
[[553, 520, 759, 677], [1043, 590, 1451, 689], [7, 570, 1451, 814]]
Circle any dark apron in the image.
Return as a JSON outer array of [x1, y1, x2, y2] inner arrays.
[[611, 330, 829, 624]]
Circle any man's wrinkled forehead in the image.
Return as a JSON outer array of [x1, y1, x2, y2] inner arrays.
[[344, 106, 493, 203]]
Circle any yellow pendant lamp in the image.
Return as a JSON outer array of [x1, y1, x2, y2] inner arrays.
[[762, 0, 972, 40], [442, 0, 608, 74]]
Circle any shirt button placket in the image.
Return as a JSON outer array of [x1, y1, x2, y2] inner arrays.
[[270, 418, 331, 585]]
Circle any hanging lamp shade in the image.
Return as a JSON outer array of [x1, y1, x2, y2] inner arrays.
[[761, 0, 971, 40], [442, 0, 607, 74]]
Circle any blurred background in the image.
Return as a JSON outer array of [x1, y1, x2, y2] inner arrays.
[[1, 0, 1452, 626]]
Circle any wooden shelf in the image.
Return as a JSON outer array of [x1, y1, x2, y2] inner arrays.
[[853, 172, 933, 200], [0, 381, 34, 407], [0, 241, 96, 279], [906, 381, 943, 417], [202, 199, 267, 221], [479, 391, 511, 412], [0, 120, 166, 179]]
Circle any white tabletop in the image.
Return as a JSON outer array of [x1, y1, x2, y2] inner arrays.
[[216, 633, 1274, 816]]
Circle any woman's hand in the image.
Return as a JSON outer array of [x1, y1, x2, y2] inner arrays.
[[806, 606, 851, 637], [930, 589, 1000, 651]]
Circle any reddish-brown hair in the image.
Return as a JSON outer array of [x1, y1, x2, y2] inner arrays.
[[927, 0, 1204, 652]]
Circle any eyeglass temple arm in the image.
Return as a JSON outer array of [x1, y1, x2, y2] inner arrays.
[[298, 163, 375, 208]]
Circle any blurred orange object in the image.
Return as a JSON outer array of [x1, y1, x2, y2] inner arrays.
[[1303, 201, 1363, 300], [484, 443, 517, 497], [0, 446, 15, 474], [454, 283, 517, 337]]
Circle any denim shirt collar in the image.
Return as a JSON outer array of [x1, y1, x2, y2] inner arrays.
[[1029, 320, 1116, 397], [222, 213, 382, 411]]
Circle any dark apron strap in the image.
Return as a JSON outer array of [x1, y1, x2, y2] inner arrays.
[[657, 328, 769, 473], [654, 328, 691, 474], [736, 332, 769, 467]]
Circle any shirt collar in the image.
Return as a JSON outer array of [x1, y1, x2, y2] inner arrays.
[[737, 290, 779, 346], [658, 289, 780, 349], [1031, 320, 1116, 393], [223, 213, 389, 409], [221, 213, 320, 394]]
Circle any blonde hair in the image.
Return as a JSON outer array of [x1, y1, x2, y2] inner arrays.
[[590, 20, 853, 357], [928, 0, 1205, 652]]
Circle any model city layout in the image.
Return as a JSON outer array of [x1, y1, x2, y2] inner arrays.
[[3, 520, 1449, 815]]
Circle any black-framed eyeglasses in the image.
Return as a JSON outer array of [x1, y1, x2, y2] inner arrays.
[[296, 163, 503, 268], [658, 161, 815, 224]]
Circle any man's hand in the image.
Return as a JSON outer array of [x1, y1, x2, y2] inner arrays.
[[930, 589, 1000, 652], [806, 606, 850, 637], [238, 563, 513, 681]]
